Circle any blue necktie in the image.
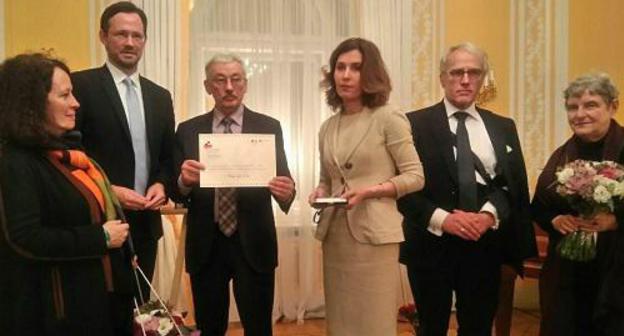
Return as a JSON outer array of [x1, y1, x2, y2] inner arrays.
[[123, 77, 149, 195], [455, 112, 478, 211]]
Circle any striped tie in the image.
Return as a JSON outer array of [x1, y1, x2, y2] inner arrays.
[[217, 117, 237, 236]]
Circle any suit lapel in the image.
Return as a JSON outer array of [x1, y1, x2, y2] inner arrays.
[[430, 102, 458, 183], [479, 108, 507, 174], [140, 77, 158, 160], [203, 110, 215, 133], [340, 107, 375, 166], [241, 107, 255, 134], [192, 111, 214, 162], [99, 66, 132, 142]]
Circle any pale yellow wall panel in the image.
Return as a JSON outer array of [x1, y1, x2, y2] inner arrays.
[[444, 0, 510, 116], [5, 0, 90, 71], [569, 0, 624, 124]]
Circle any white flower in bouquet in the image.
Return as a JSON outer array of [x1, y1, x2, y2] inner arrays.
[[596, 175, 619, 194], [135, 313, 152, 325], [158, 318, 175, 336], [557, 167, 575, 184], [593, 184, 612, 204], [613, 181, 624, 198]]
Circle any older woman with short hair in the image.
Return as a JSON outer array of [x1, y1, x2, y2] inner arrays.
[[0, 53, 131, 335], [309, 37, 424, 335], [532, 72, 624, 336]]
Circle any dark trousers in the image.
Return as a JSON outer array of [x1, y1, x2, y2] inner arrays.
[[133, 238, 158, 301], [190, 230, 274, 336], [407, 236, 501, 336]]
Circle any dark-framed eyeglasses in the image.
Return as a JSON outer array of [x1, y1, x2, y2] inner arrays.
[[447, 68, 483, 80]]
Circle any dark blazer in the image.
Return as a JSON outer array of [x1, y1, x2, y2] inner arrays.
[[172, 108, 294, 274], [71, 65, 175, 242], [399, 101, 537, 271]]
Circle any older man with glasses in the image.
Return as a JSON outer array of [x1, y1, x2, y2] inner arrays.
[[398, 42, 537, 336], [171, 53, 295, 336]]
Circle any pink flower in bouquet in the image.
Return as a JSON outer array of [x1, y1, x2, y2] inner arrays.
[[134, 301, 200, 336], [563, 173, 594, 198], [399, 303, 420, 335], [597, 164, 624, 180], [554, 159, 624, 261]]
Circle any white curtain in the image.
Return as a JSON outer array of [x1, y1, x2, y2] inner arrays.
[[189, 0, 414, 322]]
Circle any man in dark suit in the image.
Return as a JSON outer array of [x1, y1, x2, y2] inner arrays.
[[398, 42, 537, 336], [71, 0, 175, 307], [172, 54, 295, 336]]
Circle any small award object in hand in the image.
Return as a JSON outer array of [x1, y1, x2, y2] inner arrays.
[[312, 197, 348, 208]]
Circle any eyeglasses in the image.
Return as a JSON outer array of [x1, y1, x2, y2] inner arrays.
[[212, 76, 246, 87], [110, 31, 145, 43], [447, 68, 483, 80]]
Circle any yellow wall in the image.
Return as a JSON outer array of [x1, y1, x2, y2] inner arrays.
[[569, 0, 624, 124], [444, 0, 510, 116], [4, 0, 91, 71]]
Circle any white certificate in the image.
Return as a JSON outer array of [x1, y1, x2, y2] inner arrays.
[[199, 133, 276, 187]]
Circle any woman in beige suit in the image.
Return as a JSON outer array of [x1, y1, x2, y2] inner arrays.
[[309, 38, 424, 335]]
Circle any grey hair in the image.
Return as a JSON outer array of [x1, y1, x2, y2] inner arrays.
[[439, 42, 490, 75], [564, 72, 619, 104], [204, 53, 247, 80]]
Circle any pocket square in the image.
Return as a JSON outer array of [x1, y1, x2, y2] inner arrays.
[[506, 145, 513, 153]]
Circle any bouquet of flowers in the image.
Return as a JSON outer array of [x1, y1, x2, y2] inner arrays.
[[133, 300, 200, 336], [554, 159, 624, 261], [398, 303, 420, 335]]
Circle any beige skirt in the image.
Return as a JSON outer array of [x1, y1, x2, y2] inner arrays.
[[322, 209, 400, 336]]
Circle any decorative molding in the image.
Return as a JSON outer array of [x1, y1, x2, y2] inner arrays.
[[553, 0, 569, 148], [411, 0, 443, 109], [510, 0, 568, 187], [0, 0, 5, 60]]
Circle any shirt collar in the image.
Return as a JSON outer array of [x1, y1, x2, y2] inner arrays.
[[106, 61, 141, 87], [443, 97, 480, 121], [213, 105, 245, 127]]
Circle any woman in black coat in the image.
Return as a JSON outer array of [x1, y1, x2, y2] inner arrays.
[[531, 72, 624, 336], [0, 53, 131, 335]]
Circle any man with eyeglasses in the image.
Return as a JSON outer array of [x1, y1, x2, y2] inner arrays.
[[171, 54, 295, 335], [71, 2, 175, 334], [398, 42, 536, 335]]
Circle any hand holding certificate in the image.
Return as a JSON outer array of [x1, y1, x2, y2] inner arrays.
[[199, 133, 276, 187]]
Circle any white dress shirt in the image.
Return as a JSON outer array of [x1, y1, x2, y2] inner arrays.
[[106, 61, 146, 125]]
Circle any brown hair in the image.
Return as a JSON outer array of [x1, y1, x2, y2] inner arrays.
[[0, 53, 71, 148], [100, 1, 148, 35], [321, 38, 392, 111]]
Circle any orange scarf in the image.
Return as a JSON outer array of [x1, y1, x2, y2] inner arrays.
[[47, 149, 121, 291]]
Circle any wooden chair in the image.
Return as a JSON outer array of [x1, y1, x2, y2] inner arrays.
[[494, 224, 548, 336]]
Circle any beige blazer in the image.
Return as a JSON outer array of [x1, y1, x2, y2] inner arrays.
[[315, 105, 424, 244]]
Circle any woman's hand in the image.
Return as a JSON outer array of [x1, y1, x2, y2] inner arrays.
[[580, 213, 618, 232], [103, 220, 130, 249], [552, 215, 588, 235], [342, 188, 370, 210], [308, 187, 328, 209]]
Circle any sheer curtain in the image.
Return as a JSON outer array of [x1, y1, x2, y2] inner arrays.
[[189, 0, 413, 322]]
